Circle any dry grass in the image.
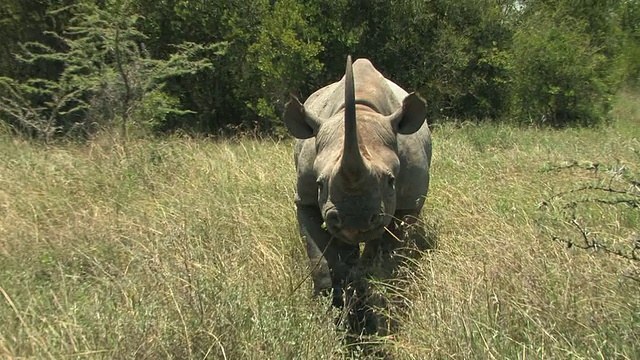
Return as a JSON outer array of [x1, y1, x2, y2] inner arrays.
[[0, 91, 639, 359]]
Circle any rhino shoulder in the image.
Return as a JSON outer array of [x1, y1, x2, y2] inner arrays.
[[396, 123, 432, 210]]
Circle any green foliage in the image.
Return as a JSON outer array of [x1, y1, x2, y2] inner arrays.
[[0, 0, 639, 134], [619, 0, 640, 85], [243, 0, 323, 133], [0, 0, 76, 81], [419, 0, 513, 120], [0, 75, 68, 140], [1, 94, 639, 358], [510, 12, 611, 126], [134, 87, 185, 131], [0, 2, 224, 140], [302, 0, 364, 84]]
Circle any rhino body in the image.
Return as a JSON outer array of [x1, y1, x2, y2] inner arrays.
[[284, 57, 432, 308]]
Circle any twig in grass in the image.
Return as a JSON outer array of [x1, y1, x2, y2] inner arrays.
[[551, 219, 640, 263], [289, 236, 334, 297], [543, 160, 640, 269], [204, 331, 228, 360], [593, 198, 639, 208], [549, 184, 639, 204], [622, 272, 640, 283], [541, 160, 600, 173], [177, 239, 205, 325]]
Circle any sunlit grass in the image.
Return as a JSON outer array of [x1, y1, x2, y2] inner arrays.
[[0, 91, 638, 358]]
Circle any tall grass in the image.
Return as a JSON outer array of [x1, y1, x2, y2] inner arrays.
[[1, 91, 639, 358]]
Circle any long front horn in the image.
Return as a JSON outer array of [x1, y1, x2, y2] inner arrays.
[[340, 55, 366, 179]]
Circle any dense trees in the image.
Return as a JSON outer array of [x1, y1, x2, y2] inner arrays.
[[0, 0, 638, 138]]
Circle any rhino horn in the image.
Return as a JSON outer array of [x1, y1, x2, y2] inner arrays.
[[340, 55, 367, 179]]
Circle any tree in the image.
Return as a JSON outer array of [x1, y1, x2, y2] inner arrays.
[[0, 3, 224, 140], [242, 0, 323, 134], [510, 10, 610, 126], [619, 0, 640, 85]]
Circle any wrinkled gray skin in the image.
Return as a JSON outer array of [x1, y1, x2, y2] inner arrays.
[[284, 56, 432, 307]]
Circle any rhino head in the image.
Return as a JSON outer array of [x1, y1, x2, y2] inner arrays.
[[284, 56, 427, 244]]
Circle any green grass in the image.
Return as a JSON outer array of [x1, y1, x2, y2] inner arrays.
[[1, 91, 639, 359]]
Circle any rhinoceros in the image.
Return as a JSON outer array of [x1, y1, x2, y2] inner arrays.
[[284, 56, 432, 308]]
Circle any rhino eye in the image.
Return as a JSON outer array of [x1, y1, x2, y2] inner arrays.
[[387, 174, 395, 187]]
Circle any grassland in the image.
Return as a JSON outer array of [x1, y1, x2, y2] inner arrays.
[[1, 92, 639, 359]]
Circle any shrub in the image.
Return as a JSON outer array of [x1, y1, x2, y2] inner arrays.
[[0, 3, 224, 140], [242, 0, 323, 134], [509, 11, 612, 126]]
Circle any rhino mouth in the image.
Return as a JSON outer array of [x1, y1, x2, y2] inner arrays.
[[333, 225, 386, 244], [323, 206, 392, 244]]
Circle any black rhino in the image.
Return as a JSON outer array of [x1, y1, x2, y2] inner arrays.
[[284, 56, 432, 309]]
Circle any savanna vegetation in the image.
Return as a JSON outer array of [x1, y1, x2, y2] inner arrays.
[[0, 0, 639, 138], [1, 0, 639, 358], [1, 92, 638, 358]]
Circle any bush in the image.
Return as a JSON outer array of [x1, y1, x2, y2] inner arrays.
[[0, 3, 223, 140], [509, 11, 614, 126], [242, 0, 323, 134], [619, 0, 640, 86], [1, 0, 637, 134]]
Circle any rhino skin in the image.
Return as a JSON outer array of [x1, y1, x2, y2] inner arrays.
[[284, 56, 432, 308]]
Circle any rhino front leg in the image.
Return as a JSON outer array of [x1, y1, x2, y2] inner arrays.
[[351, 210, 422, 335], [296, 204, 359, 308], [360, 210, 419, 269]]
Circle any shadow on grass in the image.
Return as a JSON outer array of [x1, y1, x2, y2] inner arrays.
[[339, 216, 440, 358]]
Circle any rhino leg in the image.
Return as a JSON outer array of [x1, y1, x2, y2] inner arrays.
[[297, 204, 359, 308], [360, 210, 419, 267], [346, 235, 395, 336], [349, 210, 422, 335]]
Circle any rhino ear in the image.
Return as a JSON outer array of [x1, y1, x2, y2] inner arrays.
[[284, 95, 322, 139], [388, 92, 427, 135]]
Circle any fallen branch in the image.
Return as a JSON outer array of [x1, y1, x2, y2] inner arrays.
[[542, 160, 640, 269], [551, 219, 639, 262]]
